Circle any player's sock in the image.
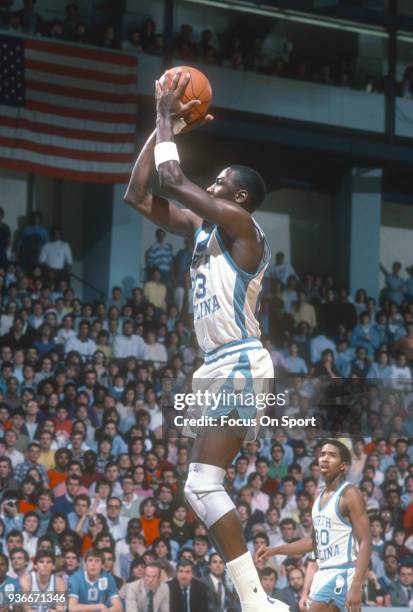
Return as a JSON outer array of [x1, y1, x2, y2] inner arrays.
[[226, 552, 291, 611], [226, 551, 266, 605]]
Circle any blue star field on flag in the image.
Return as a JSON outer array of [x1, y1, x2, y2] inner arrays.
[[0, 34, 25, 107]]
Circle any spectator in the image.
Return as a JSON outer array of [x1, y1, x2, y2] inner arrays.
[[62, 2, 80, 39], [125, 561, 169, 612], [380, 261, 405, 306], [122, 28, 143, 52], [107, 286, 125, 310], [389, 564, 413, 607], [351, 312, 380, 358], [39, 226, 72, 284], [204, 552, 238, 612], [168, 559, 208, 612], [284, 342, 308, 374], [292, 290, 316, 331], [268, 252, 297, 285], [310, 327, 337, 364], [140, 18, 156, 52], [0, 208, 11, 269], [100, 25, 121, 49], [65, 320, 96, 359], [16, 0, 43, 34], [112, 320, 148, 360], [259, 567, 279, 598], [18, 212, 48, 272], [278, 568, 304, 612], [68, 547, 122, 610], [145, 229, 173, 285]]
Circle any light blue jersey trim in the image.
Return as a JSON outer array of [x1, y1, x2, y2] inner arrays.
[[347, 533, 353, 563], [194, 226, 203, 242], [318, 480, 349, 513], [205, 337, 261, 357], [234, 274, 249, 338], [335, 483, 352, 526], [215, 228, 268, 280], [204, 340, 263, 365], [319, 563, 355, 570]]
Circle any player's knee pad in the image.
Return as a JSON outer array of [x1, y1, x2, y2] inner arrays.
[[184, 462, 236, 528]]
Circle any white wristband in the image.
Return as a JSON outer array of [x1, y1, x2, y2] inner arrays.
[[154, 141, 180, 171]]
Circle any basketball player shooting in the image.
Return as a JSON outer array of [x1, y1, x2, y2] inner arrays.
[[124, 70, 290, 612], [256, 440, 372, 612]]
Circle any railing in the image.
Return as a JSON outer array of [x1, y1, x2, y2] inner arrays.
[[69, 272, 106, 301]]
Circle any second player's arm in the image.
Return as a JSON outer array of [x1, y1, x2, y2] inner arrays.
[[343, 486, 372, 612], [299, 559, 318, 611], [255, 534, 314, 562]]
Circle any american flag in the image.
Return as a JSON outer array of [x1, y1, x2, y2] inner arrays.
[[0, 33, 138, 183]]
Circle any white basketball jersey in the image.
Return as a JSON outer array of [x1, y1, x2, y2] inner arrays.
[[30, 571, 56, 612], [190, 221, 270, 353], [312, 481, 358, 569]]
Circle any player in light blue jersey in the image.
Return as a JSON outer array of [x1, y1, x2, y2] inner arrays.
[[0, 553, 21, 611], [68, 548, 121, 612], [256, 440, 371, 612], [124, 71, 289, 612]]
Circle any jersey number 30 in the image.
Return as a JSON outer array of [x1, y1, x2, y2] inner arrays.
[[315, 529, 330, 546]]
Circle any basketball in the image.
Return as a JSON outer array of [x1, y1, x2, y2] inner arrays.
[[165, 66, 212, 124]]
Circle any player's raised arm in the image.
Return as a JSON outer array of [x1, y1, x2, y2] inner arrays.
[[124, 73, 203, 238], [154, 72, 257, 242], [343, 485, 372, 612]]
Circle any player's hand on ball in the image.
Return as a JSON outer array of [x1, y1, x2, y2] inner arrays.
[[298, 594, 310, 611], [156, 70, 201, 120]]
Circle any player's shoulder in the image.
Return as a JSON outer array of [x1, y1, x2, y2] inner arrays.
[[341, 482, 363, 503]]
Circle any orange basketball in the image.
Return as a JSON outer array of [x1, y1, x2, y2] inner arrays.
[[165, 66, 212, 124]]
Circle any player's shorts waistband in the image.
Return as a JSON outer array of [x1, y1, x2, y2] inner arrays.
[[204, 338, 263, 364], [318, 563, 355, 570]]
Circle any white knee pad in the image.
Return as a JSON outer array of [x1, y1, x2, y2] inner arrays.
[[184, 462, 236, 528]]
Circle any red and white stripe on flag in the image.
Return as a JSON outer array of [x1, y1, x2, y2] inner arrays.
[[0, 35, 139, 183]]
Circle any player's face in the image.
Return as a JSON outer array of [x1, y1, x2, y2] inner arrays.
[[319, 444, 345, 480], [206, 168, 236, 201]]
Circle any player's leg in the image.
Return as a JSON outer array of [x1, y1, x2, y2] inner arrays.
[[188, 425, 246, 559], [185, 426, 289, 611]]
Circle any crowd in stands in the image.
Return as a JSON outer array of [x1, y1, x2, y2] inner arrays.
[[0, 1, 399, 95], [0, 206, 411, 609]]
